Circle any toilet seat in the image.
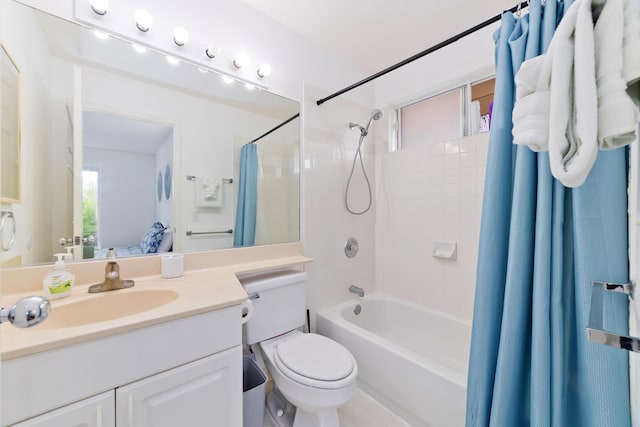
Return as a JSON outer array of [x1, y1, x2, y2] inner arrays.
[[273, 334, 356, 390]]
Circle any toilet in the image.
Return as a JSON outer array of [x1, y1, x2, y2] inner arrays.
[[241, 270, 358, 427]]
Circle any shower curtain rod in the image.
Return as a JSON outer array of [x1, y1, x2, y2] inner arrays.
[[316, 0, 530, 106], [247, 113, 300, 145]]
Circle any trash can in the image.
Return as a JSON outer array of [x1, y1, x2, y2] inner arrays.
[[243, 356, 267, 427]]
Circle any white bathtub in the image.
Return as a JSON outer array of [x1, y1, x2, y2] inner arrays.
[[316, 294, 471, 427]]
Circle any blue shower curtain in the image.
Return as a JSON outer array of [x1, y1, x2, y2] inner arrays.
[[466, 1, 631, 426], [234, 144, 258, 247]]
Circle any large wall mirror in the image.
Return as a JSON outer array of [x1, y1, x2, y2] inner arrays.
[[0, 0, 300, 267]]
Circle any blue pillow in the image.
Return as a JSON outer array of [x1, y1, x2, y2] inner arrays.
[[140, 222, 166, 254]]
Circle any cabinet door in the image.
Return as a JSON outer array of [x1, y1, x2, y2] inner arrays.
[[11, 391, 115, 427], [116, 346, 242, 427]]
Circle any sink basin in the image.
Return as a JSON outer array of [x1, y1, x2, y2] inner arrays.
[[39, 289, 179, 329]]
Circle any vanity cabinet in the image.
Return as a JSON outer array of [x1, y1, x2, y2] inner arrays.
[[2, 306, 243, 426], [10, 391, 115, 427], [116, 348, 241, 427]]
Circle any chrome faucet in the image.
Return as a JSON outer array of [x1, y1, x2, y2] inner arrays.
[[348, 285, 365, 297], [88, 261, 135, 293]]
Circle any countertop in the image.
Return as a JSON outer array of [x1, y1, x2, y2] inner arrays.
[[1, 245, 311, 360]]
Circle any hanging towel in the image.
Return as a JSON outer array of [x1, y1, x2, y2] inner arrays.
[[594, 0, 639, 148], [623, 0, 640, 105], [548, 0, 598, 187], [513, 0, 598, 187], [195, 176, 222, 208]]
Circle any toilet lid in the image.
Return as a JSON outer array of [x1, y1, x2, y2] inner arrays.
[[275, 334, 354, 382]]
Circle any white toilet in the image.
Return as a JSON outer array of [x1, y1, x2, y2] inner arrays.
[[241, 270, 358, 427]]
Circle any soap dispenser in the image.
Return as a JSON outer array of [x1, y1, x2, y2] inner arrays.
[[43, 253, 75, 299]]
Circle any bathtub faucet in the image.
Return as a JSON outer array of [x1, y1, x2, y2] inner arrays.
[[348, 285, 365, 297]]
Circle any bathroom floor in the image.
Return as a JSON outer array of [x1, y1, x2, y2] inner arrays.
[[262, 388, 410, 427]]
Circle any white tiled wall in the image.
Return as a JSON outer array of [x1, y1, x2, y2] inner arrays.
[[376, 133, 489, 323], [302, 84, 377, 326]]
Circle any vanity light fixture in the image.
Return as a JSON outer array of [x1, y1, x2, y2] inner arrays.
[[166, 55, 180, 65], [222, 75, 234, 84], [205, 45, 219, 59], [134, 9, 152, 32], [233, 52, 249, 69], [89, 0, 109, 15], [93, 29, 109, 40], [173, 27, 189, 46], [257, 63, 272, 78]]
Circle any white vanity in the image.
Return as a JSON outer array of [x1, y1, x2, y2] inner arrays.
[[0, 243, 311, 426]]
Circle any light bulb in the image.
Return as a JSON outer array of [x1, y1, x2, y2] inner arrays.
[[134, 10, 152, 32], [221, 75, 234, 84], [173, 27, 189, 46], [166, 55, 180, 65], [233, 52, 249, 69], [89, 0, 109, 15], [205, 45, 219, 59], [132, 43, 147, 53], [245, 83, 256, 91], [93, 29, 109, 40], [257, 63, 272, 78]]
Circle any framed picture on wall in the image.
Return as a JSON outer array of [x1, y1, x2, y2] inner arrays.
[[0, 44, 21, 204]]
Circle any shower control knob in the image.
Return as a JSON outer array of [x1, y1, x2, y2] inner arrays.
[[344, 237, 359, 258]]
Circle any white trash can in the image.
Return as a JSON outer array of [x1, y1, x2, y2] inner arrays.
[[243, 356, 267, 427]]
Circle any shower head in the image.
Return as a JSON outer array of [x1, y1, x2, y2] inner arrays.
[[349, 122, 366, 133], [349, 109, 383, 137]]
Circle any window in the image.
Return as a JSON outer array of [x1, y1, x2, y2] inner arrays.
[[399, 87, 464, 149], [395, 76, 496, 150], [82, 169, 99, 246]]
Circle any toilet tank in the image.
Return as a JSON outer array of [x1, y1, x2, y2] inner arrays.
[[240, 270, 307, 345]]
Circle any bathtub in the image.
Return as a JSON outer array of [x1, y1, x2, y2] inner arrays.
[[316, 294, 471, 427]]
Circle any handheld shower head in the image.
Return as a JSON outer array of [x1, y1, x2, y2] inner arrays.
[[349, 109, 383, 137]]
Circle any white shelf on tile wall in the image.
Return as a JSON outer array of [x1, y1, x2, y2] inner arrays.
[[432, 241, 457, 260]]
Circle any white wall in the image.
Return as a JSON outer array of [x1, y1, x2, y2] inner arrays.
[[302, 83, 377, 326], [156, 134, 173, 229], [83, 147, 156, 248], [376, 134, 488, 323]]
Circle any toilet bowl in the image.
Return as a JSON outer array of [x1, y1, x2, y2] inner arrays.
[[240, 270, 358, 427], [260, 330, 358, 426]]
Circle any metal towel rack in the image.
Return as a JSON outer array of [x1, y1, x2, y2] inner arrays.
[[185, 229, 233, 236], [586, 281, 639, 353], [186, 175, 233, 184]]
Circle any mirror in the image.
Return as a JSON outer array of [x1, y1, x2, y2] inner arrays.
[[0, 43, 21, 204], [0, 1, 300, 266]]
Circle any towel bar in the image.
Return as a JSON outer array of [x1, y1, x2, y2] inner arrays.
[[186, 229, 233, 236], [586, 281, 639, 353], [186, 175, 233, 184]]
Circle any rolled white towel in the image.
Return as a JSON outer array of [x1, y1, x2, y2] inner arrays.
[[512, 55, 552, 151], [548, 0, 598, 188], [594, 0, 639, 149], [623, 0, 640, 105]]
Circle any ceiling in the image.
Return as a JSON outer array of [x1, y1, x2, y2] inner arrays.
[[241, 0, 518, 73]]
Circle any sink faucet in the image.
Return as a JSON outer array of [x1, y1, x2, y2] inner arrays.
[[88, 261, 135, 293], [348, 285, 365, 297]]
